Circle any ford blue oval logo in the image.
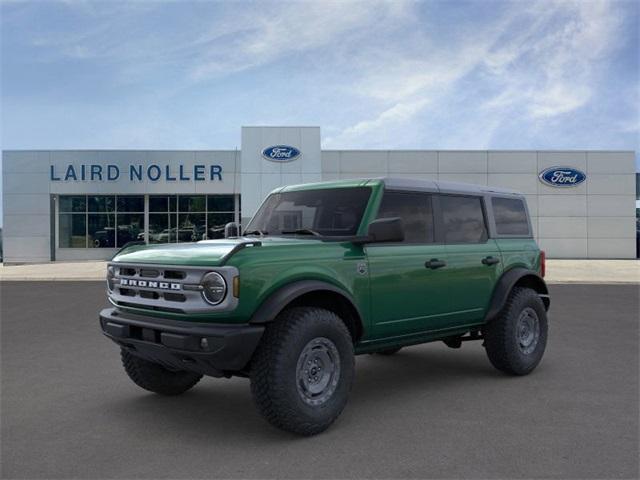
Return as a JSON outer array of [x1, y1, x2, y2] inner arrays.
[[261, 145, 301, 162], [538, 166, 586, 187]]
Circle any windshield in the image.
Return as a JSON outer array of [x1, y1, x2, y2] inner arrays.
[[245, 187, 372, 237]]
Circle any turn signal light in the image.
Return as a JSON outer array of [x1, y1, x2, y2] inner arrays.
[[540, 250, 546, 278], [233, 276, 240, 297]]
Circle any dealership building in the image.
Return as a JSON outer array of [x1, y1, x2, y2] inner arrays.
[[2, 126, 637, 263]]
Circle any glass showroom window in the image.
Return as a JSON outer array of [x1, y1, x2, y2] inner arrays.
[[148, 195, 237, 244], [59, 196, 87, 247], [207, 195, 235, 239], [149, 195, 177, 244], [59, 195, 144, 248], [178, 195, 206, 242], [88, 196, 115, 248], [115, 196, 144, 247]]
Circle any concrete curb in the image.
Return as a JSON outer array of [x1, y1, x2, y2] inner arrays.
[[0, 278, 108, 282], [1, 260, 638, 284], [2, 280, 638, 285], [545, 280, 640, 285]]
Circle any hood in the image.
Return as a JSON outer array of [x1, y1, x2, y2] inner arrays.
[[112, 236, 323, 266]]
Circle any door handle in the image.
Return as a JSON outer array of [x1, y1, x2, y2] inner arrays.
[[482, 256, 500, 266], [425, 259, 447, 269]]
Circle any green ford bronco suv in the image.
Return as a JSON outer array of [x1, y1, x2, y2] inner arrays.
[[100, 177, 550, 435]]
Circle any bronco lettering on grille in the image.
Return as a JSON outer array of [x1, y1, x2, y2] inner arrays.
[[120, 278, 181, 290]]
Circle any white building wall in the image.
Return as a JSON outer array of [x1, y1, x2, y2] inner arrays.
[[2, 139, 636, 262], [322, 149, 636, 259], [2, 151, 52, 263], [240, 126, 322, 224], [2, 150, 238, 263]]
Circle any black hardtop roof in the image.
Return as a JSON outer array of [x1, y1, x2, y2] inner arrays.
[[380, 177, 524, 197], [278, 176, 525, 198]]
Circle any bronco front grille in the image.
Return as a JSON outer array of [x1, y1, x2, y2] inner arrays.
[[139, 268, 160, 278], [108, 262, 238, 314]]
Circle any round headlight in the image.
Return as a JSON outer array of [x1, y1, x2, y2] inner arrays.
[[106, 266, 115, 292], [201, 272, 227, 305]]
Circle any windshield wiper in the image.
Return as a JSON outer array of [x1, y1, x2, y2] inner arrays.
[[243, 229, 268, 237], [281, 228, 322, 237]]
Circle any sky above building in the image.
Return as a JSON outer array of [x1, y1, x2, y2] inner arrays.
[[1, 0, 639, 223]]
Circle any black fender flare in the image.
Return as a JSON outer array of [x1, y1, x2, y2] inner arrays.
[[484, 268, 550, 322], [249, 279, 363, 330]]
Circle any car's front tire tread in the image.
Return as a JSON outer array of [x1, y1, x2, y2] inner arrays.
[[250, 307, 354, 436]]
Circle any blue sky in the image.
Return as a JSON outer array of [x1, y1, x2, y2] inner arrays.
[[1, 0, 639, 224]]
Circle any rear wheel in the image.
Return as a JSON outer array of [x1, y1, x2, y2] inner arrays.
[[120, 349, 202, 395], [250, 307, 354, 435], [483, 287, 548, 375]]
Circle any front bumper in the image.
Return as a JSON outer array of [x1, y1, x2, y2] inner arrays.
[[99, 308, 264, 377]]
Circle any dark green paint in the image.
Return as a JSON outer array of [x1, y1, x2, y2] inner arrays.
[[111, 179, 542, 350]]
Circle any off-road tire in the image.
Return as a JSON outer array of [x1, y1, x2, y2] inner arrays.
[[120, 348, 202, 395], [250, 307, 355, 436], [483, 287, 548, 375], [376, 347, 402, 355]]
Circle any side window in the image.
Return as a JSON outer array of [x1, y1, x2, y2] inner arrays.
[[440, 195, 487, 244], [376, 191, 434, 243], [492, 197, 530, 236]]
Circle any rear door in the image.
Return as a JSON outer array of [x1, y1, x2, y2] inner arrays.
[[366, 190, 452, 338], [438, 194, 503, 325]]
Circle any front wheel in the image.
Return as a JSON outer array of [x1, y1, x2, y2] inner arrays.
[[250, 307, 355, 436], [483, 287, 548, 375]]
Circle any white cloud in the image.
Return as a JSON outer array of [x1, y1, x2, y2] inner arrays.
[[327, 98, 429, 146], [325, 0, 628, 147], [528, 84, 593, 118], [190, 1, 411, 79], [481, 0, 624, 119], [618, 117, 640, 134], [324, 40, 497, 146], [22, 0, 412, 81], [3, 0, 635, 153]]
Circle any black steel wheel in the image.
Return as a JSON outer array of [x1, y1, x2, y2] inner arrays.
[[484, 287, 548, 375], [296, 337, 342, 406], [250, 307, 354, 435]]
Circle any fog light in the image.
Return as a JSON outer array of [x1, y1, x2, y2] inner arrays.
[[200, 338, 209, 350]]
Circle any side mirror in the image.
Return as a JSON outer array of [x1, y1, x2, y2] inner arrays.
[[224, 222, 240, 238], [366, 217, 404, 243]]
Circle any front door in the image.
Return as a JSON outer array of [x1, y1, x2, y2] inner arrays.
[[366, 191, 452, 339]]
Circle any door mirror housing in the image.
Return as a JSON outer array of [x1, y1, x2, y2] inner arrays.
[[366, 217, 404, 243], [224, 222, 241, 238]]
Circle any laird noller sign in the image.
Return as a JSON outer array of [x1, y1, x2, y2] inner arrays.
[[50, 163, 223, 182]]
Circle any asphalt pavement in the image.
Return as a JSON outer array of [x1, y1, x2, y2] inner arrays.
[[1, 282, 638, 479]]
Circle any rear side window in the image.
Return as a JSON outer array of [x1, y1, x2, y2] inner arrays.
[[376, 191, 434, 243], [492, 197, 530, 236], [440, 195, 487, 243]]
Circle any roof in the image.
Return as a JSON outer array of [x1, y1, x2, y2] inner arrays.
[[381, 177, 521, 196], [278, 176, 523, 196]]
